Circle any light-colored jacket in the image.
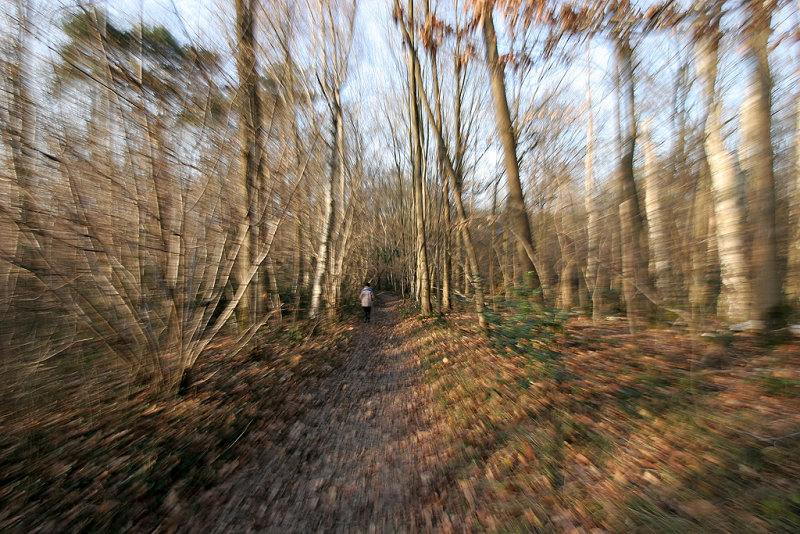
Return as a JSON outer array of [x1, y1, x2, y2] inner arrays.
[[360, 287, 374, 307]]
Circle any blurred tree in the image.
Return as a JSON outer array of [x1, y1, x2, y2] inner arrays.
[[308, 0, 356, 320], [476, 2, 543, 297], [234, 0, 261, 326], [394, 0, 486, 325], [694, 0, 751, 324], [741, 0, 782, 330]]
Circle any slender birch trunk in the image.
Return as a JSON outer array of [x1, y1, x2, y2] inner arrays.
[[584, 46, 603, 322], [309, 93, 341, 319], [643, 119, 670, 300]]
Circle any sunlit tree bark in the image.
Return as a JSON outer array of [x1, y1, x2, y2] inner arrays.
[[309, 86, 342, 320], [789, 71, 800, 305], [741, 0, 781, 329], [480, 6, 541, 294], [583, 45, 603, 322], [643, 119, 670, 301], [401, 0, 432, 315], [395, 0, 484, 323], [614, 32, 649, 332], [695, 5, 751, 324], [308, 0, 354, 320], [234, 0, 261, 326]]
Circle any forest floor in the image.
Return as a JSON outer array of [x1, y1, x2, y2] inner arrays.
[[1, 294, 799, 533]]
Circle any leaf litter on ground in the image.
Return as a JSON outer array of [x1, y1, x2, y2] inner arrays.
[[406, 310, 800, 533], [2, 300, 799, 533]]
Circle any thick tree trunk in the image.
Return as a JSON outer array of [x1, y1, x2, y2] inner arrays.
[[615, 34, 649, 332], [742, 4, 781, 329], [690, 158, 712, 322], [556, 179, 576, 312], [481, 9, 540, 293], [672, 59, 693, 303], [441, 172, 452, 311], [234, 0, 261, 327], [560, 260, 576, 311], [695, 21, 751, 324], [791, 0, 800, 304], [789, 84, 800, 304]]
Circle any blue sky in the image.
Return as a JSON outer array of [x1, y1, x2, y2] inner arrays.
[[21, 0, 800, 205]]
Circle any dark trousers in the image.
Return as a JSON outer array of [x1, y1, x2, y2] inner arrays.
[[362, 306, 371, 322]]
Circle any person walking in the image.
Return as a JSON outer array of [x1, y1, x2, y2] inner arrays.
[[360, 283, 375, 323]]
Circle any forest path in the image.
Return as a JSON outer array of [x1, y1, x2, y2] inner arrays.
[[191, 295, 450, 533]]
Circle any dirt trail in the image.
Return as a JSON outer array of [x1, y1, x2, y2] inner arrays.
[[188, 295, 451, 533]]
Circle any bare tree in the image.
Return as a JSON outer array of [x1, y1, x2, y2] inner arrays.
[[740, 0, 782, 329], [583, 43, 605, 322], [478, 4, 541, 294], [234, 0, 262, 326], [694, 1, 751, 324], [308, 0, 356, 320]]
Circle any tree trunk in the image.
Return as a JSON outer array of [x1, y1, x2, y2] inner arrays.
[[481, 8, 540, 294], [234, 0, 261, 327], [584, 49, 602, 322], [690, 157, 712, 323], [309, 94, 341, 319], [615, 34, 649, 332], [292, 218, 303, 321], [789, 78, 800, 305], [431, 44, 451, 313], [441, 170, 452, 311], [742, 3, 781, 330], [266, 258, 281, 319], [695, 19, 751, 324], [407, 0, 432, 315], [643, 119, 670, 300]]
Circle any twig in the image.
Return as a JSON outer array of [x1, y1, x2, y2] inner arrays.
[[211, 419, 254, 464], [740, 429, 800, 445]]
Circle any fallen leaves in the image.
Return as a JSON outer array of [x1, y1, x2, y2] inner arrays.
[[0, 321, 354, 533], [413, 311, 800, 533], [4, 301, 799, 533]]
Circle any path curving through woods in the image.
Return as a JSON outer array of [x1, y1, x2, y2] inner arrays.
[[185, 295, 453, 533]]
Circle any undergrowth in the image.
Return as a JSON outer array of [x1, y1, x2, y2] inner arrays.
[[408, 302, 800, 533], [0, 321, 352, 533]]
